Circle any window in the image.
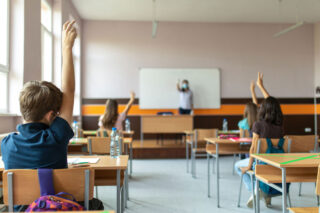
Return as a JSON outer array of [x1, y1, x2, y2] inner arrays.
[[41, 0, 53, 81], [0, 0, 9, 112]]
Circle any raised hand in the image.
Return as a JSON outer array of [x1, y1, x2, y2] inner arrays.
[[130, 91, 135, 100], [62, 20, 77, 49], [250, 80, 255, 91], [256, 72, 264, 88]]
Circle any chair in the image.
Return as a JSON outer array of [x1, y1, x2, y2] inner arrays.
[[286, 135, 318, 197], [288, 164, 320, 213], [190, 129, 218, 178], [3, 168, 94, 212], [237, 138, 292, 212], [87, 137, 111, 155]]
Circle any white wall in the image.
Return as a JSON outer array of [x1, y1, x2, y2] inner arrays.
[[82, 21, 315, 99]]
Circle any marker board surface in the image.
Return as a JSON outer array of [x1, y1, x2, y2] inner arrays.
[[139, 68, 220, 109]]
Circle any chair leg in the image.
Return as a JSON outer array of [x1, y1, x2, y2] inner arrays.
[[237, 173, 244, 207], [207, 153, 211, 197], [191, 150, 194, 177], [287, 192, 292, 208], [317, 195, 320, 206], [193, 152, 197, 178], [232, 154, 236, 175], [299, 182, 302, 196]]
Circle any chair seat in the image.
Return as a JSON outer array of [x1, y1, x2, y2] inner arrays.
[[192, 148, 207, 153], [288, 207, 318, 213]]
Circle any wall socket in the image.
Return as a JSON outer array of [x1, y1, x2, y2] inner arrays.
[[305, 127, 312, 133]]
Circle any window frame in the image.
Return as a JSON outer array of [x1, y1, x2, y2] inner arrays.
[[0, 0, 10, 113], [41, 0, 53, 82]]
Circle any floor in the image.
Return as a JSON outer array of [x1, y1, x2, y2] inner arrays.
[[96, 156, 318, 213]]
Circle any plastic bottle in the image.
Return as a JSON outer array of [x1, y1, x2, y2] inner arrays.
[[72, 121, 78, 138], [125, 118, 131, 132], [222, 119, 228, 132], [110, 128, 120, 158]]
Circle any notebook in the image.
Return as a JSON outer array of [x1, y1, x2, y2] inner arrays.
[[68, 158, 100, 164]]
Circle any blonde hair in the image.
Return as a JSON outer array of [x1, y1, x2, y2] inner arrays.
[[101, 99, 118, 129], [244, 102, 258, 129]]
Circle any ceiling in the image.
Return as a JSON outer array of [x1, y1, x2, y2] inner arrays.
[[72, 0, 320, 23]]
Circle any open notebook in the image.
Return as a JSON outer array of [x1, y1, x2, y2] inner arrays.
[[68, 158, 100, 164]]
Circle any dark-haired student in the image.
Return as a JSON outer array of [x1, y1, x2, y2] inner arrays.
[[235, 73, 284, 208]]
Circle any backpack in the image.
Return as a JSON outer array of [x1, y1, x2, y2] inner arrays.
[[25, 169, 84, 212], [258, 138, 290, 196]]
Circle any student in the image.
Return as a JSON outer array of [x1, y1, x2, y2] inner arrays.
[[235, 73, 278, 208], [98, 92, 135, 132], [2, 21, 77, 170], [238, 81, 258, 138], [0, 21, 100, 211], [176, 79, 193, 115]]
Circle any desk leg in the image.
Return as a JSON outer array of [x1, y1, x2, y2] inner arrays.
[[117, 169, 121, 213], [121, 183, 124, 213], [256, 178, 260, 213], [207, 152, 210, 197], [186, 142, 189, 173], [282, 168, 287, 213], [130, 142, 133, 176], [216, 144, 220, 208], [126, 168, 129, 203]]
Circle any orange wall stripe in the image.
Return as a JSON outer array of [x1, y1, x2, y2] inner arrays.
[[82, 104, 320, 116]]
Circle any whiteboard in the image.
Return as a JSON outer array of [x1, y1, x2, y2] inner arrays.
[[139, 68, 220, 109]]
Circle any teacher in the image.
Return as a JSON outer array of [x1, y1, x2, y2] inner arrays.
[[176, 79, 193, 115]]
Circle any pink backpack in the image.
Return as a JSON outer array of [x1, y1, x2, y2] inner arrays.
[[25, 169, 84, 212]]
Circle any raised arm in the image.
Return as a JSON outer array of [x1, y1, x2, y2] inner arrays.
[[122, 92, 135, 116], [250, 81, 258, 105], [176, 80, 181, 92], [256, 72, 270, 99], [59, 21, 77, 125]]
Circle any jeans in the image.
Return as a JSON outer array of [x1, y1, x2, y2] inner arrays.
[[235, 158, 254, 192]]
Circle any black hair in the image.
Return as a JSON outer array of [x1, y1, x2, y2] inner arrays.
[[258, 96, 283, 126]]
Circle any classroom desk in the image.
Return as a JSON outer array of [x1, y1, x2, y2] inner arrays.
[[140, 115, 193, 145], [69, 155, 128, 213], [83, 130, 135, 137], [251, 153, 320, 213], [205, 137, 251, 208], [69, 137, 134, 176]]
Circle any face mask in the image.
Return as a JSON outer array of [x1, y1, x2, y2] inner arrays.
[[182, 83, 188, 89]]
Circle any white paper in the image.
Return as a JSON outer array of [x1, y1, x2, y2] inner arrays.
[[68, 158, 100, 164]]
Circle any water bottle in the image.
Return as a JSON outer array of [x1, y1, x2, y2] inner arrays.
[[72, 121, 79, 138], [110, 128, 120, 158], [125, 119, 131, 132], [222, 119, 228, 132], [115, 131, 120, 157]]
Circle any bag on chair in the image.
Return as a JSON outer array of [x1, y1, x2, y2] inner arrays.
[[25, 169, 84, 212], [258, 138, 290, 196]]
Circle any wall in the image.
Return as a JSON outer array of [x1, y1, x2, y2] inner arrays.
[[82, 21, 314, 99], [315, 22, 320, 92]]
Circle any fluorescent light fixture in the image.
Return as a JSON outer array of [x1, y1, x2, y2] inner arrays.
[[152, 21, 158, 38], [273, 21, 305, 37]]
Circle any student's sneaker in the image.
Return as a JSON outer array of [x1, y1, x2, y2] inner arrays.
[[246, 195, 254, 208], [264, 196, 272, 208]]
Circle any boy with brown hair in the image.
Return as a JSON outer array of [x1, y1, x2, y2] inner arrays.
[[1, 21, 77, 170]]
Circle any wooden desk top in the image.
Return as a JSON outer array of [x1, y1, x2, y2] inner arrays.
[[69, 155, 128, 170], [141, 115, 193, 118], [70, 138, 88, 144], [69, 137, 132, 145], [288, 207, 318, 213], [184, 130, 194, 135], [218, 130, 240, 135], [83, 130, 135, 136], [0, 156, 128, 171], [205, 137, 252, 144], [251, 153, 320, 168]]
